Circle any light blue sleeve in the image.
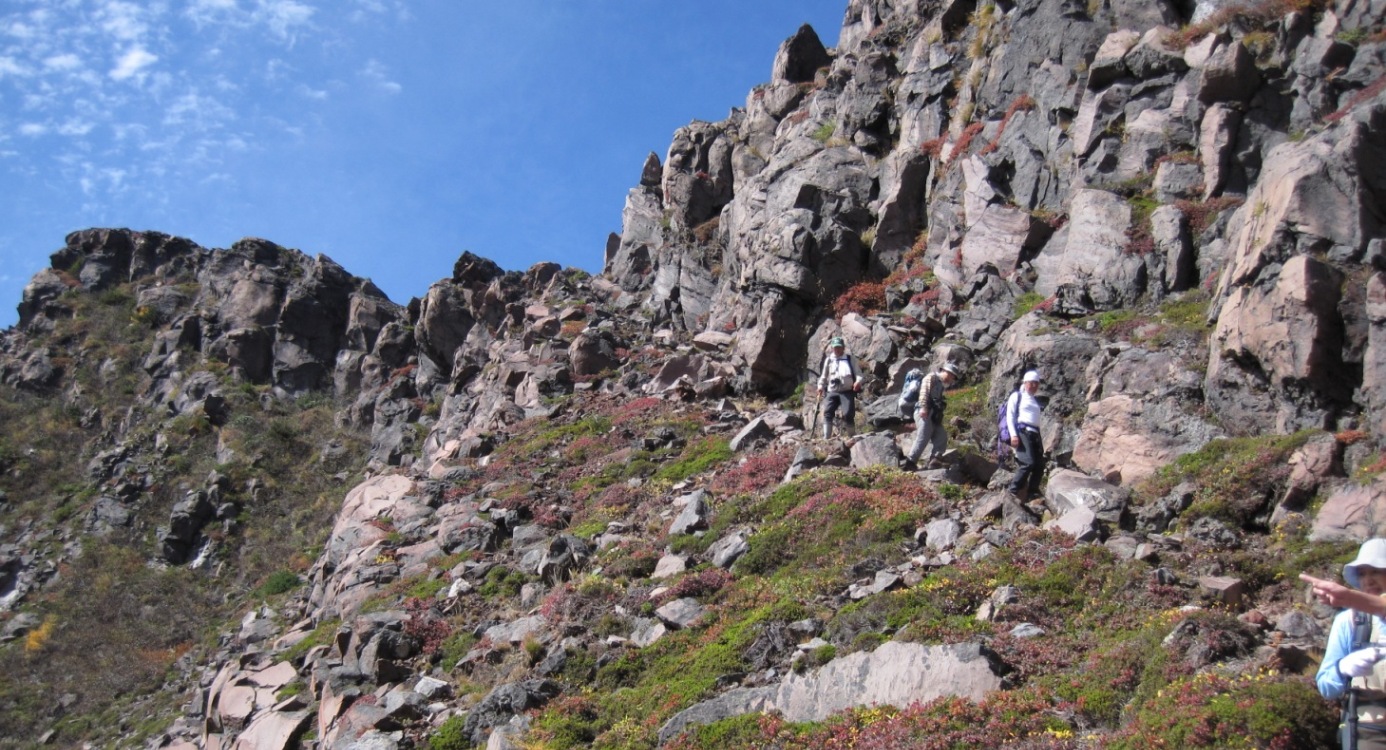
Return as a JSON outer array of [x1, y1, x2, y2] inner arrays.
[[1318, 610, 1358, 700]]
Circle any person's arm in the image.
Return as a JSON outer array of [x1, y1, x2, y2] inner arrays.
[[1318, 610, 1355, 699], [817, 356, 828, 393], [1006, 391, 1021, 446], [1302, 574, 1386, 616]]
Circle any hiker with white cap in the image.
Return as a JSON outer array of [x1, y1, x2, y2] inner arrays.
[[901, 361, 961, 470], [816, 336, 862, 440], [1005, 369, 1046, 500], [1315, 538, 1386, 749]]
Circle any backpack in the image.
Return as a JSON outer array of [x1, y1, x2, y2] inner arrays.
[[1345, 610, 1373, 740], [897, 369, 924, 417], [996, 390, 1020, 461]]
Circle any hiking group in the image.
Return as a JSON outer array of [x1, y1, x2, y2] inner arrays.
[[814, 336, 1048, 500]]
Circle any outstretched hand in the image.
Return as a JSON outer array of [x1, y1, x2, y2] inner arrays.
[[1300, 573, 1386, 616]]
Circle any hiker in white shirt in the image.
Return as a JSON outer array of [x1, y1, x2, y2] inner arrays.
[[1005, 369, 1046, 500], [816, 336, 862, 439]]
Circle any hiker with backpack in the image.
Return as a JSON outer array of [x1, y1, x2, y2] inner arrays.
[[1312, 539, 1386, 749], [1004, 370, 1046, 501], [899, 362, 961, 470], [816, 336, 862, 440]]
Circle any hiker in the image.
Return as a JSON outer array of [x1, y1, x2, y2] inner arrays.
[[901, 362, 961, 470], [816, 336, 862, 439], [1312, 539, 1386, 749], [1005, 369, 1046, 500]]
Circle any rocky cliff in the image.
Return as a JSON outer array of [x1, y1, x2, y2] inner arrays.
[[1, 0, 1385, 748]]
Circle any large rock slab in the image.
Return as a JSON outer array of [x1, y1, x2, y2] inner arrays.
[[309, 474, 427, 619], [1310, 480, 1386, 541], [1072, 346, 1223, 489], [658, 641, 1003, 743], [1043, 189, 1145, 311], [1043, 469, 1131, 525]]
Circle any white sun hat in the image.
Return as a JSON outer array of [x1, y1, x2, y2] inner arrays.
[[1345, 538, 1386, 589]]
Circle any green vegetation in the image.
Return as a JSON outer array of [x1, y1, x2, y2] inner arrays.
[[479, 566, 532, 600], [1136, 431, 1316, 528], [276, 618, 342, 665], [427, 715, 470, 750], [1012, 291, 1046, 318], [254, 570, 303, 597], [653, 437, 733, 483]]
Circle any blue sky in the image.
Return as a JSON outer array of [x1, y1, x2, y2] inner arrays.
[[0, 0, 845, 327]]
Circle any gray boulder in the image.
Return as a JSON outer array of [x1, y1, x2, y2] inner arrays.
[[659, 641, 1004, 744]]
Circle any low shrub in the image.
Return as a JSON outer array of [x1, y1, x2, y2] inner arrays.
[[255, 570, 302, 597], [1108, 671, 1336, 749]]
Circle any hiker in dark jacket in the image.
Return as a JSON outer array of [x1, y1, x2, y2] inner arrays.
[[816, 336, 862, 439], [902, 362, 960, 470]]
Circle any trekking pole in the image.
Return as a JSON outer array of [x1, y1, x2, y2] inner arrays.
[[1347, 685, 1359, 750]]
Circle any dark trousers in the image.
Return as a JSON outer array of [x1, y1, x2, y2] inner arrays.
[[1008, 429, 1045, 496], [822, 391, 855, 431], [1344, 727, 1386, 750]]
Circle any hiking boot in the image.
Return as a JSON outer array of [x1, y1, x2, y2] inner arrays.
[[898, 458, 918, 471]]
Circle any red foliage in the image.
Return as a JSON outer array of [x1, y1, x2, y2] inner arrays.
[[833, 280, 887, 317], [1169, 0, 1328, 48], [909, 287, 942, 307], [1325, 74, 1386, 124], [952, 121, 986, 158], [978, 94, 1037, 155], [1173, 196, 1244, 235], [709, 450, 794, 496], [402, 597, 452, 656], [654, 568, 734, 605], [610, 396, 666, 427], [1123, 225, 1157, 256]]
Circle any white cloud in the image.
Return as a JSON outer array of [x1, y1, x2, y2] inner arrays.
[[110, 122, 148, 143], [0, 56, 30, 78], [360, 59, 400, 94], [43, 53, 82, 72], [163, 89, 235, 130], [18, 122, 47, 136], [3, 20, 38, 41], [184, 0, 241, 30], [298, 83, 327, 100], [96, 0, 155, 41], [110, 47, 158, 81], [255, 0, 315, 42], [57, 119, 94, 136]]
